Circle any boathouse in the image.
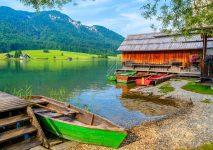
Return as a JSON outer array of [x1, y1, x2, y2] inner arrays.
[[117, 33, 213, 77]]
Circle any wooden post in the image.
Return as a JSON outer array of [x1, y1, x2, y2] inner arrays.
[[27, 107, 50, 149], [201, 34, 207, 82]]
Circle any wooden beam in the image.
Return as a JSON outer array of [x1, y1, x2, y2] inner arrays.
[[27, 107, 50, 149], [0, 126, 37, 143], [201, 34, 208, 81]]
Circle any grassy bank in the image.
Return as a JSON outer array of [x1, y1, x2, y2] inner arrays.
[[0, 50, 120, 60], [197, 142, 213, 150], [159, 82, 175, 94], [182, 81, 213, 95]]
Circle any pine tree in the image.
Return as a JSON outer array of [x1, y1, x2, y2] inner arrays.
[[14, 51, 19, 58]]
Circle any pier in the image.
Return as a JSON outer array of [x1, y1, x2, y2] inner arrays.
[[0, 92, 48, 150]]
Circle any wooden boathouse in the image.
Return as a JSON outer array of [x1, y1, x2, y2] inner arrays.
[[117, 33, 213, 77]]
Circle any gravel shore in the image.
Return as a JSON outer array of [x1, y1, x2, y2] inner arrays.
[[75, 80, 213, 150], [32, 80, 213, 150], [131, 80, 213, 102]]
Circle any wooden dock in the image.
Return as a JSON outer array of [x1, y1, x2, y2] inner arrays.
[[0, 92, 49, 150], [116, 68, 201, 78], [0, 92, 30, 113]]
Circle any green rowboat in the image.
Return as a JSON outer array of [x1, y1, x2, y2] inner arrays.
[[28, 96, 127, 148], [117, 71, 137, 76], [107, 75, 116, 81]]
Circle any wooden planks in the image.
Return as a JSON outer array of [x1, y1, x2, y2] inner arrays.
[[0, 114, 29, 127], [30, 99, 48, 105], [0, 92, 30, 113], [116, 68, 201, 77], [122, 50, 202, 67], [3, 137, 41, 150], [0, 125, 37, 143]]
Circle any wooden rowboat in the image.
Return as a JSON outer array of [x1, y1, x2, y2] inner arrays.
[[27, 96, 127, 148], [136, 74, 171, 86], [116, 72, 149, 83], [107, 75, 116, 81]]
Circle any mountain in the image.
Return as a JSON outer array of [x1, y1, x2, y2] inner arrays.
[[0, 6, 124, 55]]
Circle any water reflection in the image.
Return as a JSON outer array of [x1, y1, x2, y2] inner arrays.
[[0, 60, 180, 128], [117, 83, 180, 116]]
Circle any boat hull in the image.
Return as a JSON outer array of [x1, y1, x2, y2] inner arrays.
[[136, 74, 171, 86], [37, 115, 127, 148], [116, 75, 140, 83], [107, 75, 116, 81]]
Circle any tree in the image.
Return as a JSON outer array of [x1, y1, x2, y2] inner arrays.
[[141, 0, 213, 36], [20, 0, 73, 10], [43, 49, 49, 53], [141, 0, 213, 81], [14, 51, 19, 58], [18, 50, 22, 56]]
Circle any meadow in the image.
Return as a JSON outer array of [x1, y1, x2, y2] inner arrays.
[[0, 50, 120, 60]]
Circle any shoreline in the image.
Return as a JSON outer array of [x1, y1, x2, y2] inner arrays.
[[36, 79, 213, 150]]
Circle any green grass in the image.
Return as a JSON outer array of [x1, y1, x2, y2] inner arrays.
[[197, 142, 213, 150], [159, 82, 175, 94], [184, 77, 198, 82], [182, 82, 213, 95], [0, 50, 119, 60], [3, 84, 32, 97], [200, 99, 213, 104]]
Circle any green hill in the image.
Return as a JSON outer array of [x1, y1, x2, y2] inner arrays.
[[0, 6, 124, 55]]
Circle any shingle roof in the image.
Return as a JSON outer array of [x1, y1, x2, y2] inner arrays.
[[117, 32, 213, 52]]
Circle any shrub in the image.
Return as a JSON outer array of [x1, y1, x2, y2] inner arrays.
[[43, 49, 49, 53], [97, 54, 108, 58]]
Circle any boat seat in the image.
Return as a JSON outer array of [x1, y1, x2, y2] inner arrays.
[[39, 112, 62, 118], [33, 108, 50, 113], [63, 110, 77, 116]]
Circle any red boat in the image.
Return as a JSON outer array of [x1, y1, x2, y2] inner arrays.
[[116, 72, 149, 84], [136, 74, 171, 86]]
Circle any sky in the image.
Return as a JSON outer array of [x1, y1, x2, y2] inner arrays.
[[0, 0, 160, 37]]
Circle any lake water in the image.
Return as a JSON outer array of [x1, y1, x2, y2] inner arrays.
[[0, 60, 179, 128]]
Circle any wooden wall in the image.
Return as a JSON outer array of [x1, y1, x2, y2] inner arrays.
[[122, 50, 202, 67]]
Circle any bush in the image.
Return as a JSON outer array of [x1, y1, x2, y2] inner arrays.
[[5, 53, 11, 58], [97, 54, 108, 58], [43, 49, 49, 53]]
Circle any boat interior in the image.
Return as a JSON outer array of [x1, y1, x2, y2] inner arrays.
[[29, 96, 125, 131]]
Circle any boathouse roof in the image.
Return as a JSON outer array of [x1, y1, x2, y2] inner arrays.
[[117, 32, 213, 52]]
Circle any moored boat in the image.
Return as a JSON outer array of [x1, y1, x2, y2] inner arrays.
[[116, 72, 149, 83], [107, 75, 116, 81], [27, 96, 127, 148], [136, 74, 171, 86]]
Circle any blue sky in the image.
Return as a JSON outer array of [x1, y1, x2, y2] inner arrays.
[[0, 0, 160, 36]]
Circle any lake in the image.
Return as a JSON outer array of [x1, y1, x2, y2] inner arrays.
[[0, 60, 179, 128]]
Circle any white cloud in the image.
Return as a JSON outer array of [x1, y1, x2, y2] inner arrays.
[[83, 12, 159, 37], [119, 12, 159, 36]]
